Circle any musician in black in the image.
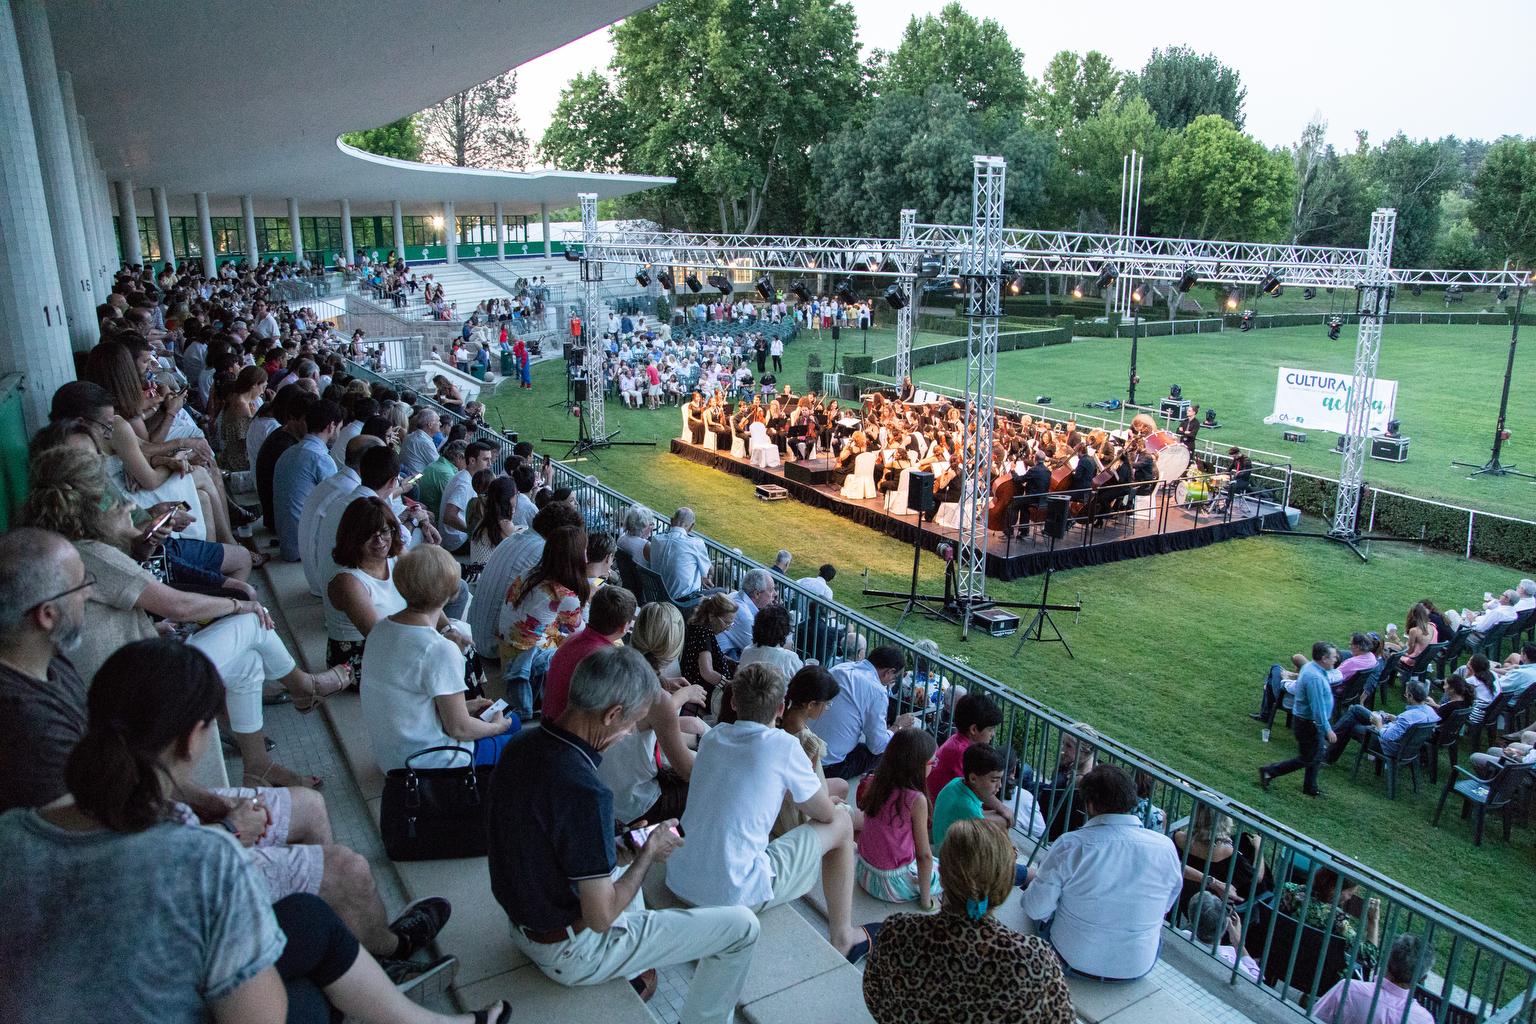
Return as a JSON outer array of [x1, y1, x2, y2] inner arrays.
[[1017, 455, 1052, 539], [1219, 446, 1254, 512], [898, 376, 916, 402], [1177, 405, 1201, 450], [1131, 441, 1158, 497], [685, 392, 707, 445]]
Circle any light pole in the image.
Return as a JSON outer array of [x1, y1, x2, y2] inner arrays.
[[1126, 284, 1145, 406]]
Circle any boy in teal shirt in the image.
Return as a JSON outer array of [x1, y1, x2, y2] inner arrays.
[[931, 744, 1028, 887]]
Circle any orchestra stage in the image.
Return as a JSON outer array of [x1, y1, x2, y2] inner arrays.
[[670, 439, 1292, 581]]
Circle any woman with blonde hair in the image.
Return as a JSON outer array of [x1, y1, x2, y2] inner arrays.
[[863, 819, 1073, 1024], [1170, 801, 1267, 912], [596, 603, 710, 827]]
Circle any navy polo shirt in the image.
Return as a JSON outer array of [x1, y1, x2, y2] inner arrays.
[[488, 722, 616, 932]]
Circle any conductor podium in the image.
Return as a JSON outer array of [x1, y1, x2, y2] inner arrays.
[[784, 458, 838, 486]]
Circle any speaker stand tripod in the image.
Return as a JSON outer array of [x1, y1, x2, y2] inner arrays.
[[862, 509, 960, 627], [1013, 531, 1076, 657]]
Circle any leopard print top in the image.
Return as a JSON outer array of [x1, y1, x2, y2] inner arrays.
[[862, 911, 1074, 1024]]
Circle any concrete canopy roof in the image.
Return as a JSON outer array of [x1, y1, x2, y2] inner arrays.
[[48, 0, 670, 215]]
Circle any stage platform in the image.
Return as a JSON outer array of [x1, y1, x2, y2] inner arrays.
[[670, 439, 1291, 581]]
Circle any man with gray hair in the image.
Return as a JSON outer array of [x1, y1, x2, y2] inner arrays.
[[399, 407, 443, 478], [488, 645, 760, 1022], [1462, 589, 1520, 638], [1310, 933, 1432, 1023], [770, 549, 792, 577], [1324, 678, 1439, 766], [1180, 891, 1260, 982], [647, 507, 713, 602], [719, 567, 777, 660]]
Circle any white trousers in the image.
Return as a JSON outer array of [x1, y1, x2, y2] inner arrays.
[[511, 873, 759, 1024], [190, 612, 296, 734]]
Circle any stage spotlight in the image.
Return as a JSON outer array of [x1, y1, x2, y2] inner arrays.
[[1169, 384, 1183, 399], [1260, 271, 1282, 296], [1177, 268, 1199, 293], [883, 283, 908, 310], [1327, 317, 1342, 340], [1410, 284, 1423, 297], [835, 279, 857, 303], [1036, 395, 1052, 405], [951, 277, 964, 292], [563, 248, 581, 262], [790, 280, 811, 303], [919, 252, 943, 278], [1071, 283, 1084, 300], [635, 268, 651, 288], [656, 269, 674, 290], [1095, 263, 1119, 289], [1386, 419, 1402, 438], [1204, 408, 1218, 426], [706, 273, 732, 295], [684, 272, 703, 293], [1225, 293, 1239, 311], [1497, 287, 1510, 302], [1302, 287, 1317, 300], [1130, 284, 1145, 305], [1009, 270, 1028, 295], [755, 275, 774, 302]]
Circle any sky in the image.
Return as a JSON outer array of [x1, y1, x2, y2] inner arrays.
[[513, 0, 1533, 167]]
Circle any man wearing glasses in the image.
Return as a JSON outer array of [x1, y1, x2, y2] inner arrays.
[[0, 528, 94, 814]]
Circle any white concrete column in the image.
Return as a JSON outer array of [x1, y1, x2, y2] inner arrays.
[[391, 200, 405, 257], [241, 194, 259, 263], [150, 186, 174, 267], [443, 201, 457, 264], [14, 0, 96, 352], [78, 115, 115, 282], [113, 179, 142, 266], [0, 0, 75, 431], [494, 201, 505, 259], [338, 198, 353, 267], [286, 197, 303, 266], [195, 191, 216, 278], [57, 71, 106, 298], [540, 201, 551, 257]]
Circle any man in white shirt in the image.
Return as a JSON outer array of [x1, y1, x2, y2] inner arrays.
[[299, 435, 378, 596], [399, 409, 442, 478], [1021, 765, 1182, 981], [647, 508, 713, 601], [439, 439, 498, 554], [251, 300, 279, 340], [1466, 590, 1520, 636], [812, 646, 914, 780], [667, 663, 871, 961], [718, 568, 776, 660], [469, 501, 583, 661], [795, 564, 836, 602], [1495, 643, 1536, 697]]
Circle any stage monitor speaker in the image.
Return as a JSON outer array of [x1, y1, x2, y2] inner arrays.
[[572, 379, 588, 402], [908, 469, 936, 512], [1044, 494, 1071, 539]]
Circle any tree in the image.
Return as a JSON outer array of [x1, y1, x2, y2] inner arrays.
[[1360, 133, 1460, 266], [1041, 96, 1164, 232], [875, 4, 1031, 118], [418, 71, 528, 169], [1128, 46, 1246, 130], [1033, 50, 1123, 133], [1148, 115, 1296, 241], [810, 86, 1052, 237], [1469, 137, 1536, 265], [341, 116, 424, 162], [1436, 191, 1489, 269], [537, 72, 628, 172], [1288, 117, 1371, 247]]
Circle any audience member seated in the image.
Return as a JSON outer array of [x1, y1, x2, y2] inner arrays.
[[439, 440, 498, 556], [487, 645, 761, 1022], [467, 476, 520, 567], [300, 434, 380, 596], [1271, 868, 1381, 985], [1021, 765, 1183, 982], [1459, 589, 1520, 638], [0, 637, 506, 1024], [1381, 604, 1438, 684], [595, 602, 710, 827], [1458, 654, 1502, 727], [775, 665, 856, 834], [256, 386, 315, 535], [1493, 643, 1536, 696], [313, 446, 415, 604], [1309, 935, 1429, 1023], [736, 604, 804, 680], [417, 439, 466, 523], [498, 525, 591, 720], [323, 497, 409, 684], [931, 743, 1028, 889], [399, 407, 442, 478], [541, 585, 637, 725], [863, 818, 1074, 1024], [1467, 730, 1536, 778], [855, 728, 939, 908], [667, 663, 875, 961], [1033, 725, 1099, 840], [272, 400, 342, 561], [1171, 804, 1269, 913], [470, 501, 582, 663], [681, 592, 737, 715], [1178, 892, 1261, 983], [814, 645, 915, 780], [1325, 679, 1438, 765], [718, 567, 777, 660], [362, 545, 511, 773], [648, 507, 713, 601], [22, 452, 346, 789], [1255, 633, 1382, 728], [617, 504, 654, 567]]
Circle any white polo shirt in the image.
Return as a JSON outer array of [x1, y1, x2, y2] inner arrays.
[[1020, 813, 1183, 979], [668, 721, 821, 908], [438, 469, 475, 551], [299, 466, 361, 596]]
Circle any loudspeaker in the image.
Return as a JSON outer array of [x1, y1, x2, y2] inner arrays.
[[908, 469, 936, 512], [572, 379, 588, 402], [1044, 494, 1071, 539]]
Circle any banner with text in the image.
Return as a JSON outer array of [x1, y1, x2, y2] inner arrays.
[[1263, 366, 1397, 435]]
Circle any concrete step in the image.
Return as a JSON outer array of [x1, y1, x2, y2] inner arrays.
[[456, 963, 652, 1024], [742, 962, 875, 1024]]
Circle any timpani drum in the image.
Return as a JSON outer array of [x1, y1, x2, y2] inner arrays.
[[1144, 429, 1190, 480]]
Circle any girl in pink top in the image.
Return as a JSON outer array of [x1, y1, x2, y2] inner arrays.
[[856, 728, 940, 907]]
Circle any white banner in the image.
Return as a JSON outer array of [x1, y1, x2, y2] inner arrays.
[[1263, 366, 1397, 435]]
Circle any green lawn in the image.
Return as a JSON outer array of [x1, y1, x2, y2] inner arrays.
[[902, 323, 1536, 521], [487, 355, 1535, 948]]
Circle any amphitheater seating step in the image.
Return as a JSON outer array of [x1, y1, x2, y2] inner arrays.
[[455, 963, 652, 1023], [742, 962, 875, 1024]]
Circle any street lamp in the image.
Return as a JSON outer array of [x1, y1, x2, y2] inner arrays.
[[1127, 284, 1145, 406]]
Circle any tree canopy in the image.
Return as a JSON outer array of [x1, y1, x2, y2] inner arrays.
[[1469, 137, 1536, 266], [1130, 46, 1246, 130], [1034, 50, 1123, 133], [1149, 115, 1296, 241], [873, 4, 1031, 118], [418, 72, 528, 169], [340, 116, 424, 162]]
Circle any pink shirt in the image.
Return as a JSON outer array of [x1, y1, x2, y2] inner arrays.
[[541, 627, 619, 724], [926, 734, 971, 805], [1310, 976, 1431, 1024], [858, 788, 920, 871]]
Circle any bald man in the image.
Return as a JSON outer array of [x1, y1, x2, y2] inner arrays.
[[0, 528, 92, 813]]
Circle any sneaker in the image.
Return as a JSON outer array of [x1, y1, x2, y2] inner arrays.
[[387, 954, 458, 1003], [388, 896, 452, 960]]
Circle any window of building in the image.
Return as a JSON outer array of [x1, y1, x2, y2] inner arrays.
[[401, 216, 441, 248]]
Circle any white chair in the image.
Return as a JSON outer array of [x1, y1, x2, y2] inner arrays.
[[748, 422, 781, 468], [730, 432, 747, 459], [885, 468, 913, 515], [679, 407, 693, 443], [703, 428, 719, 450], [841, 451, 879, 499]]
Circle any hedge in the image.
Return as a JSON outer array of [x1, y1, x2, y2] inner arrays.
[[870, 326, 1071, 375], [805, 368, 824, 393], [840, 354, 874, 375]]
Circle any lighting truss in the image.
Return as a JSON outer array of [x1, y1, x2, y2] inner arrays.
[[894, 209, 917, 385], [580, 193, 605, 441], [1332, 209, 1395, 549]]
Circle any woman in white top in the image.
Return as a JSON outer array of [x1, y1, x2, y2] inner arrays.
[[361, 545, 513, 774], [595, 603, 710, 826], [324, 497, 409, 684], [617, 504, 653, 568], [736, 604, 805, 680]]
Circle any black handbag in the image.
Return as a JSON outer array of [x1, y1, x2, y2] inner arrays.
[[380, 745, 494, 862]]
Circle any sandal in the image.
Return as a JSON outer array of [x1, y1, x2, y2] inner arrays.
[[243, 763, 323, 790], [473, 1001, 511, 1024], [292, 664, 353, 713]]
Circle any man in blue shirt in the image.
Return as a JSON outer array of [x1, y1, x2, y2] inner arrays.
[[272, 399, 342, 562], [1325, 678, 1439, 765], [812, 646, 915, 780], [1260, 642, 1337, 797]]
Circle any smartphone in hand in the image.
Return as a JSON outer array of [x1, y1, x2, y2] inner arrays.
[[479, 698, 509, 722]]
